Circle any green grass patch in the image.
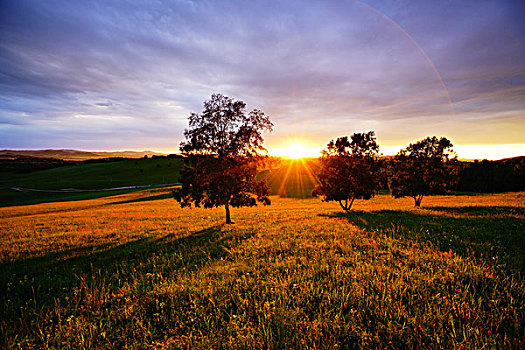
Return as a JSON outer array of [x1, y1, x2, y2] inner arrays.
[[0, 157, 183, 207]]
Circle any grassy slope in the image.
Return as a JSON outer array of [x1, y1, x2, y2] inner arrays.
[[0, 156, 318, 207], [0, 157, 183, 207], [0, 191, 523, 348]]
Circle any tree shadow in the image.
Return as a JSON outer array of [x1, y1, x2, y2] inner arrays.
[[322, 207, 524, 272], [109, 192, 173, 205], [0, 188, 137, 208], [428, 205, 524, 218], [0, 224, 253, 321]]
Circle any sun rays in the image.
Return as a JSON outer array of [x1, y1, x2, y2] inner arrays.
[[262, 139, 322, 197], [264, 157, 320, 198]]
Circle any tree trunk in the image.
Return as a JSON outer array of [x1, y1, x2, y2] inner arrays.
[[414, 194, 423, 207], [225, 201, 233, 224], [349, 197, 355, 210], [338, 197, 355, 211]]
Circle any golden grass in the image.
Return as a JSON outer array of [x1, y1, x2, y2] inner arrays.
[[2, 191, 522, 263], [1, 191, 524, 348]]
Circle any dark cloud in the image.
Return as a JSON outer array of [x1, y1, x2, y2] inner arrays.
[[0, 0, 523, 155]]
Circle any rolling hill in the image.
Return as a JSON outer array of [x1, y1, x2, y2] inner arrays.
[[0, 149, 165, 161], [0, 157, 183, 207]]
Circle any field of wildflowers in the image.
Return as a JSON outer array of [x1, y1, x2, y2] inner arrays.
[[1, 190, 523, 348]]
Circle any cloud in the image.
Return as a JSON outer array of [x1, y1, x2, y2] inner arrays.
[[94, 101, 114, 107], [0, 0, 523, 154]]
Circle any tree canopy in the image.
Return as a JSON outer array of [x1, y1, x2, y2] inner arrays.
[[312, 131, 381, 211], [174, 94, 273, 224], [389, 136, 458, 206]]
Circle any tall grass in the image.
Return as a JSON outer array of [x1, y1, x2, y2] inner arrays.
[[1, 191, 523, 348]]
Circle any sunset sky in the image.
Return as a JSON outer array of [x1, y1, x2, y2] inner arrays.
[[1, 0, 524, 159]]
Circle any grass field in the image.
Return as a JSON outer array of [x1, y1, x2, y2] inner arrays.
[[1, 191, 524, 348], [0, 157, 183, 207]]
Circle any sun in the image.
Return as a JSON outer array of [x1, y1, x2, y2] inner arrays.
[[284, 143, 311, 159], [271, 142, 320, 159]]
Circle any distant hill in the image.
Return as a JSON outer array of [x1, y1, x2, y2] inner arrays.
[[0, 156, 75, 174], [0, 149, 166, 161]]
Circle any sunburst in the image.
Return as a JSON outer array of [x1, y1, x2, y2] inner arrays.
[[271, 141, 320, 159]]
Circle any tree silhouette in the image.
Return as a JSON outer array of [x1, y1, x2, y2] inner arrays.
[[389, 136, 458, 206], [173, 94, 273, 224], [312, 132, 381, 211], [457, 157, 525, 193]]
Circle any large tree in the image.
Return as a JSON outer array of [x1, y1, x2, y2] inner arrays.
[[174, 94, 273, 224], [389, 136, 458, 207], [312, 131, 381, 211]]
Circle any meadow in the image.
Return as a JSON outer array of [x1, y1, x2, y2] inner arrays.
[[1, 190, 524, 349]]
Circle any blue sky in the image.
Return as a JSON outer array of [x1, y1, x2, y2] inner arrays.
[[1, 0, 524, 159]]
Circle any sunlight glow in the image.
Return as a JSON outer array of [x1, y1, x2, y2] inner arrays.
[[270, 142, 321, 159]]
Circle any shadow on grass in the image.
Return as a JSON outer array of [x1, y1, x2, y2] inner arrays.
[[0, 188, 141, 208], [428, 205, 525, 217], [323, 206, 524, 272], [109, 192, 173, 205], [0, 224, 252, 321]]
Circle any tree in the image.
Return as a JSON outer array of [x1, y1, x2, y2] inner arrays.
[[312, 131, 381, 211], [389, 136, 458, 207], [173, 93, 273, 224]]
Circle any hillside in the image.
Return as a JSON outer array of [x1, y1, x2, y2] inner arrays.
[[0, 156, 321, 207], [0, 157, 183, 207], [0, 149, 166, 161]]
